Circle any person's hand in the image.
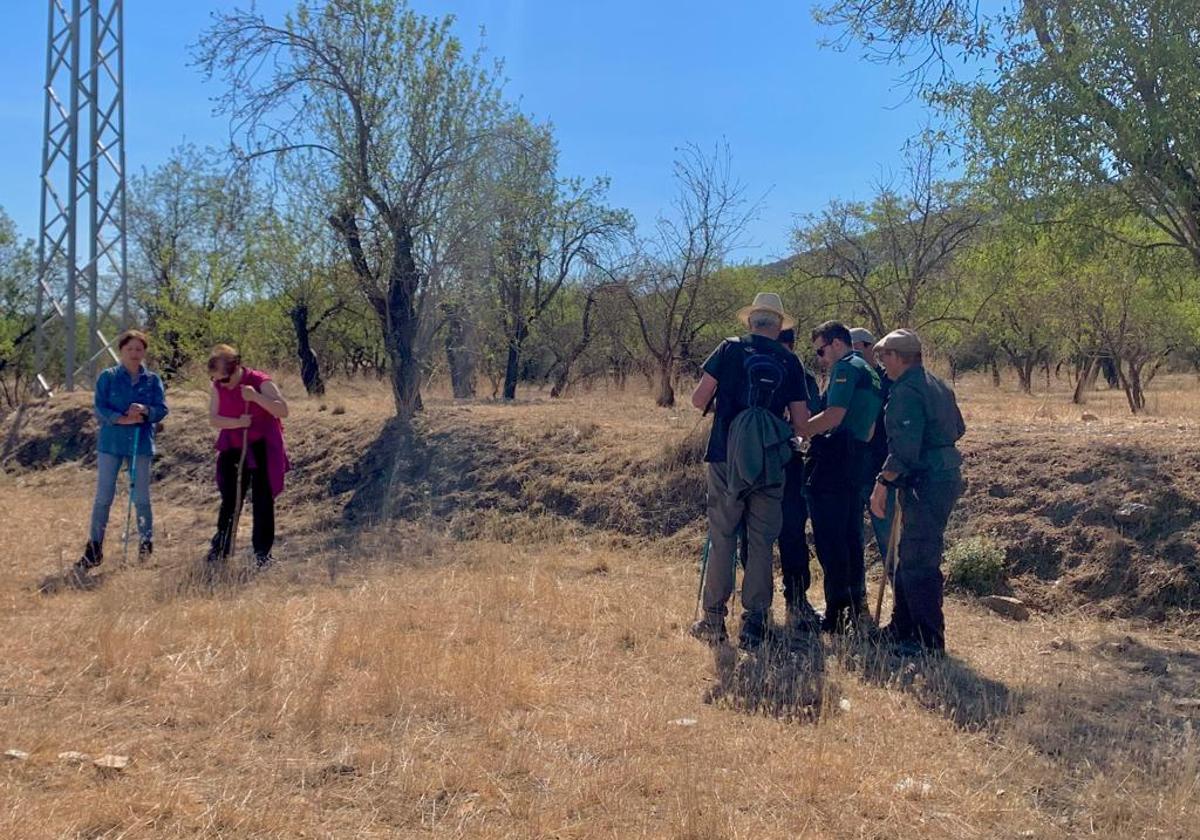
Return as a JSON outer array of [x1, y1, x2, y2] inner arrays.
[[129, 402, 148, 418], [870, 482, 888, 519], [236, 414, 253, 429], [240, 385, 258, 404]]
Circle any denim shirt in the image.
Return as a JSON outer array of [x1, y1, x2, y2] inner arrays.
[[94, 364, 169, 457]]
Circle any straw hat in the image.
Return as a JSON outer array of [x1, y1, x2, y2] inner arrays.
[[736, 292, 795, 330]]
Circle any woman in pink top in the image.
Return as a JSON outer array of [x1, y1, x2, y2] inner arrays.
[[206, 344, 290, 568]]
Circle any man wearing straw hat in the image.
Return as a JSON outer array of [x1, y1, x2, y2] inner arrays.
[[869, 329, 965, 656], [689, 293, 812, 650]]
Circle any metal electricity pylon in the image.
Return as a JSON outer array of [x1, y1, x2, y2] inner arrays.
[[35, 0, 128, 394]]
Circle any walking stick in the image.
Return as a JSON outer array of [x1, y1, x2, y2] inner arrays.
[[227, 425, 249, 557], [694, 533, 712, 622], [873, 492, 904, 624], [121, 425, 141, 564]]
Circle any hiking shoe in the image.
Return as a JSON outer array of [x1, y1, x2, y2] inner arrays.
[[738, 615, 767, 651], [786, 601, 822, 632], [207, 531, 234, 564], [890, 638, 944, 660], [689, 619, 728, 646], [66, 560, 94, 589], [138, 540, 153, 562], [821, 606, 850, 635], [848, 599, 876, 632], [253, 553, 274, 571], [77, 540, 103, 570], [874, 623, 913, 645]]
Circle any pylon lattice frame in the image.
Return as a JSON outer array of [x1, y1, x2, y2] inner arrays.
[[36, 0, 128, 394]]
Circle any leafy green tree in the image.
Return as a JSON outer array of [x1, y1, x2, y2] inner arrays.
[[128, 145, 262, 378], [816, 0, 1200, 268], [0, 206, 37, 405], [965, 219, 1062, 393], [471, 117, 632, 400]]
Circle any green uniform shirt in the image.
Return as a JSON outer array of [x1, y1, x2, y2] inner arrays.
[[823, 351, 882, 443], [882, 365, 966, 480]]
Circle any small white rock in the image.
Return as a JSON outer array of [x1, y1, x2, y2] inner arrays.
[[93, 754, 130, 771], [894, 777, 932, 797], [669, 717, 698, 727], [4, 749, 30, 761], [58, 751, 91, 764], [838, 698, 852, 712]]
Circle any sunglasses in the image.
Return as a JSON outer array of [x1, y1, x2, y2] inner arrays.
[[814, 343, 831, 358]]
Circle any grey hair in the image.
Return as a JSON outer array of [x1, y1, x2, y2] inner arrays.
[[749, 312, 783, 331]]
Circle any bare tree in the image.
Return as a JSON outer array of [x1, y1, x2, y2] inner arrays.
[[196, 0, 502, 419], [627, 142, 754, 407], [793, 137, 984, 336]]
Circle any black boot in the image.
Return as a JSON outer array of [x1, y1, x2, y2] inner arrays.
[[738, 612, 767, 651], [206, 533, 227, 564], [689, 618, 728, 646], [77, 540, 103, 570], [67, 541, 103, 587], [138, 539, 153, 562]]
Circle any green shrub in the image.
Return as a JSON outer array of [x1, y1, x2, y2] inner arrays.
[[945, 536, 1008, 596]]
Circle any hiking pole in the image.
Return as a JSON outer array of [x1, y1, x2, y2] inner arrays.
[[121, 425, 141, 564], [694, 532, 712, 621], [873, 493, 904, 623]]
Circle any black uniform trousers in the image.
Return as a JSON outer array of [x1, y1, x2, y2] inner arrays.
[[778, 455, 812, 608], [891, 476, 962, 651], [213, 440, 275, 557], [807, 486, 866, 615], [806, 438, 870, 615]]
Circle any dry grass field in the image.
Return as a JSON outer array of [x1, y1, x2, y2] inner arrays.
[[1, 371, 1199, 838]]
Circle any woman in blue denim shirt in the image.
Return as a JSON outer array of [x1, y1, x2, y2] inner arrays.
[[73, 329, 168, 579]]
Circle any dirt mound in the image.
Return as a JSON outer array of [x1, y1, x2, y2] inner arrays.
[[0, 394, 98, 469], [0, 393, 703, 542], [5, 393, 1199, 621], [958, 430, 1200, 620]]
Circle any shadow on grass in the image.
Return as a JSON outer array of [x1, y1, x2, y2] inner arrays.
[[1015, 633, 1200, 775], [847, 638, 1023, 732], [703, 625, 831, 723], [700, 621, 1018, 730]]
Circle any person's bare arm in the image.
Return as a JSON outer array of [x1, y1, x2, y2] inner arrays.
[[787, 401, 810, 436], [691, 373, 718, 412], [245, 380, 289, 419], [794, 406, 846, 439]]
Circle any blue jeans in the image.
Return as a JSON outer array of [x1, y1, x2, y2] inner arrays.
[[89, 451, 153, 545]]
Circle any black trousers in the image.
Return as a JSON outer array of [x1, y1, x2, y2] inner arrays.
[[213, 440, 275, 557], [778, 456, 812, 608], [808, 486, 867, 614], [891, 477, 963, 651]]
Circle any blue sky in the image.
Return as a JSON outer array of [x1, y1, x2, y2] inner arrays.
[[0, 1, 933, 260]]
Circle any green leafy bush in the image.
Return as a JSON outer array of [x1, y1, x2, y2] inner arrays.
[[945, 536, 1008, 596]]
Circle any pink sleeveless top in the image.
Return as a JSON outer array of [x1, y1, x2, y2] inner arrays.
[[213, 368, 290, 496]]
